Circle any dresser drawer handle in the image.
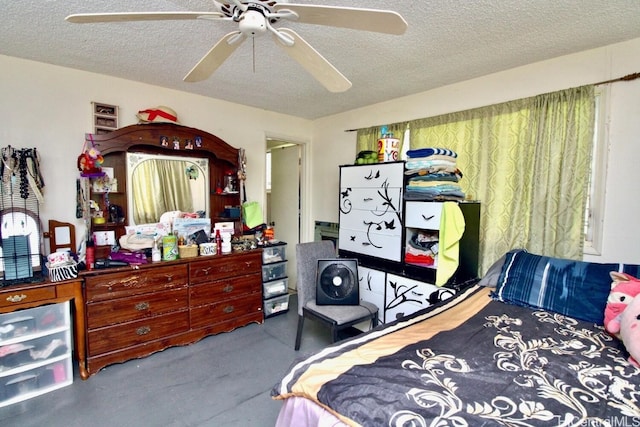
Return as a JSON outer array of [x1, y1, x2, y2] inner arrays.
[[135, 302, 150, 311], [6, 294, 27, 303], [201, 267, 212, 275], [223, 305, 234, 314], [136, 326, 151, 335], [223, 284, 234, 293], [421, 214, 435, 222], [164, 274, 174, 282]]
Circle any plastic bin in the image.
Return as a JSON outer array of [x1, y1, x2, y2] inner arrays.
[[263, 277, 289, 299], [263, 294, 290, 318], [261, 261, 287, 282], [262, 244, 286, 264]]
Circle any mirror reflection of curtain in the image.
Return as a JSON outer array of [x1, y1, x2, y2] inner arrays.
[[132, 159, 194, 224]]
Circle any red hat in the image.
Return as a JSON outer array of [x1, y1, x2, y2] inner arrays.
[[136, 106, 179, 123]]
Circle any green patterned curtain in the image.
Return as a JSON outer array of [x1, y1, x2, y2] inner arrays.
[[132, 159, 194, 224], [409, 85, 595, 274], [356, 122, 409, 156]]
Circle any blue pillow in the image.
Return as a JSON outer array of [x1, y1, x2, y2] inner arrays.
[[491, 250, 640, 325]]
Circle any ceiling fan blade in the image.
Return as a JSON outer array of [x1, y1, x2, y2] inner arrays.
[[274, 28, 351, 93], [184, 31, 247, 82], [273, 4, 407, 35], [65, 12, 223, 24]]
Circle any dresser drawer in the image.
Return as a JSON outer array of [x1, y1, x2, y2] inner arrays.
[[85, 265, 188, 302], [405, 201, 443, 230], [88, 310, 189, 355], [385, 274, 447, 322], [340, 162, 404, 188], [0, 286, 56, 309], [87, 287, 189, 329], [190, 274, 260, 307], [339, 208, 402, 234], [339, 227, 402, 262], [190, 293, 262, 329], [190, 252, 262, 284], [339, 187, 403, 216]]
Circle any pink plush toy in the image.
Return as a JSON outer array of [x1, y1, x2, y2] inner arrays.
[[608, 293, 640, 367], [604, 272, 640, 338]]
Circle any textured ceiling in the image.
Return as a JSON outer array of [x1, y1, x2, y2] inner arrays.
[[2, 1, 640, 120]]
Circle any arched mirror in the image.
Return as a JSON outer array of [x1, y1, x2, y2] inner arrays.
[[126, 152, 209, 225], [0, 208, 42, 282]]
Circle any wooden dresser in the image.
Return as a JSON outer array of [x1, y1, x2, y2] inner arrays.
[[81, 250, 263, 378]]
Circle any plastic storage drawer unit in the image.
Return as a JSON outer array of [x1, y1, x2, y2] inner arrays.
[[262, 244, 286, 264], [263, 294, 290, 318], [263, 277, 289, 299], [262, 261, 287, 282], [0, 301, 73, 407]]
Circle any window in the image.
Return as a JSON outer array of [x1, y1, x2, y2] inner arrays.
[[583, 86, 609, 255]]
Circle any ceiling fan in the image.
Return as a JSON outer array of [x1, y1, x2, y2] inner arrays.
[[66, 0, 408, 92]]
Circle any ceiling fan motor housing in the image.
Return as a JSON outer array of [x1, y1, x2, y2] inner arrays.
[[239, 8, 268, 36]]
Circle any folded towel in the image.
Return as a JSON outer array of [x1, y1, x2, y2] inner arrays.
[[406, 148, 458, 158], [404, 154, 458, 163], [405, 165, 459, 175], [436, 202, 465, 286], [406, 159, 457, 170]]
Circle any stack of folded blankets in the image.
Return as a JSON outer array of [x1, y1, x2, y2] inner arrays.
[[404, 148, 465, 201]]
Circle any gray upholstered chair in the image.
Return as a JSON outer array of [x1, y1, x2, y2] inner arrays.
[[294, 241, 379, 351]]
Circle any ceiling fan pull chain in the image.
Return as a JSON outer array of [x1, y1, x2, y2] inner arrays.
[[253, 38, 256, 74]]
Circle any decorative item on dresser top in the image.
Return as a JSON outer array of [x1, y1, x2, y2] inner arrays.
[[338, 161, 480, 324]]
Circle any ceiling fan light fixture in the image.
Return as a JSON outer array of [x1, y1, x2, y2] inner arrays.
[[66, 1, 408, 91]]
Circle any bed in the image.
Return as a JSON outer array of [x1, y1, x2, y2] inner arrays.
[[272, 250, 640, 426]]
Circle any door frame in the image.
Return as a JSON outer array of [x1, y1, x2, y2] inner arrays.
[[265, 135, 311, 243]]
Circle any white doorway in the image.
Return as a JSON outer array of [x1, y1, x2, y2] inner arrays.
[[266, 140, 302, 290]]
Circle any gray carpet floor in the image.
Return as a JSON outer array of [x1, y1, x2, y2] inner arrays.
[[0, 294, 334, 427]]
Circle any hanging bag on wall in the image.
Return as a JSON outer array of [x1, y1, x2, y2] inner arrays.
[[242, 201, 263, 229]]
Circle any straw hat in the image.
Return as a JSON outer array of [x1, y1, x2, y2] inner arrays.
[[136, 106, 179, 123]]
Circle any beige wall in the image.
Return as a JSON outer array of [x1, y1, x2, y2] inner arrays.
[[0, 54, 312, 246], [311, 37, 640, 265], [2, 36, 640, 265]]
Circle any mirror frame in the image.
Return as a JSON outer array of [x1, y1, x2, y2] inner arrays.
[[88, 123, 241, 249]]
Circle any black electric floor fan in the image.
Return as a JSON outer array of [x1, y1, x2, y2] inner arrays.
[[316, 259, 359, 305]]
